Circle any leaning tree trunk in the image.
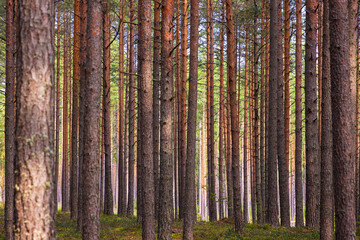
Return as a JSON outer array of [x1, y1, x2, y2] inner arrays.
[[14, 0, 55, 238]]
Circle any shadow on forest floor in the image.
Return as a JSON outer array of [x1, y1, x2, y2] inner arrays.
[[0, 205, 324, 239]]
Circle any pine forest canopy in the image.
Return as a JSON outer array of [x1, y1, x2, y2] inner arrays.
[[0, 0, 359, 239]]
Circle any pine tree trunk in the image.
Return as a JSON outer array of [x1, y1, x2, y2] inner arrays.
[[62, 11, 70, 212], [82, 0, 102, 238], [305, 0, 320, 228], [127, 0, 136, 217], [226, 0, 244, 233], [320, 1, 333, 238], [158, 0, 175, 237], [77, 0, 87, 230], [118, 0, 126, 216], [14, 0, 55, 237], [295, 0, 304, 227], [138, 0, 155, 236], [71, 0, 80, 219], [152, 0, 161, 220], [330, 0, 356, 237], [267, 0, 279, 226], [5, 0, 15, 237], [183, 0, 199, 237], [277, 0, 290, 227]]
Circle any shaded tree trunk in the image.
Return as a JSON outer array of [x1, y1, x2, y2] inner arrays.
[[295, 0, 304, 228], [77, 0, 87, 230], [226, 0, 244, 233], [183, 0, 199, 237], [103, 0, 114, 215], [320, 1, 333, 238], [267, 0, 279, 226], [5, 0, 15, 237], [14, 0, 55, 237], [330, 0, 356, 238], [127, 0, 136, 217], [305, 0, 320, 228], [71, 0, 80, 219]]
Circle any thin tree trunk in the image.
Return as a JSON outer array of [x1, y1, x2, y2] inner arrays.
[[103, 0, 113, 215], [82, 0, 102, 238], [118, 0, 126, 216], [14, 0, 55, 237], [179, 0, 188, 219], [305, 0, 320, 228], [295, 0, 304, 228], [330, 0, 356, 238], [127, 0, 136, 217], [152, 0, 161, 220], [226, 88, 233, 218], [226, 0, 244, 233], [71, 0, 80, 219], [62, 11, 70, 212], [158, 0, 175, 237], [5, 0, 15, 237]]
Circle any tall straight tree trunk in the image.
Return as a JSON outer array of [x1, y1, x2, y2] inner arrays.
[[305, 0, 320, 228], [127, 0, 136, 217], [320, 1, 333, 238], [268, 0, 279, 226], [179, 0, 188, 219], [283, 0, 290, 197], [82, 0, 102, 238], [243, 21, 249, 224], [138, 0, 155, 236], [277, 0, 290, 227], [118, 0, 126, 216], [295, 0, 304, 228], [71, 0, 80, 219], [330, 0, 356, 238], [5, 0, 15, 237], [55, 5, 61, 220], [226, 0, 244, 233], [77, 0, 87, 230], [158, 0, 174, 237], [206, 0, 216, 221], [14, 0, 55, 237], [252, 0, 261, 223], [260, 0, 266, 222], [226, 88, 233, 217], [218, 1, 225, 219], [183, 0, 199, 236], [153, 0, 161, 219], [62, 11, 70, 212], [103, 0, 113, 215]]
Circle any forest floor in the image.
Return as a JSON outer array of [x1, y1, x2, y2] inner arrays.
[[0, 206, 325, 239]]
